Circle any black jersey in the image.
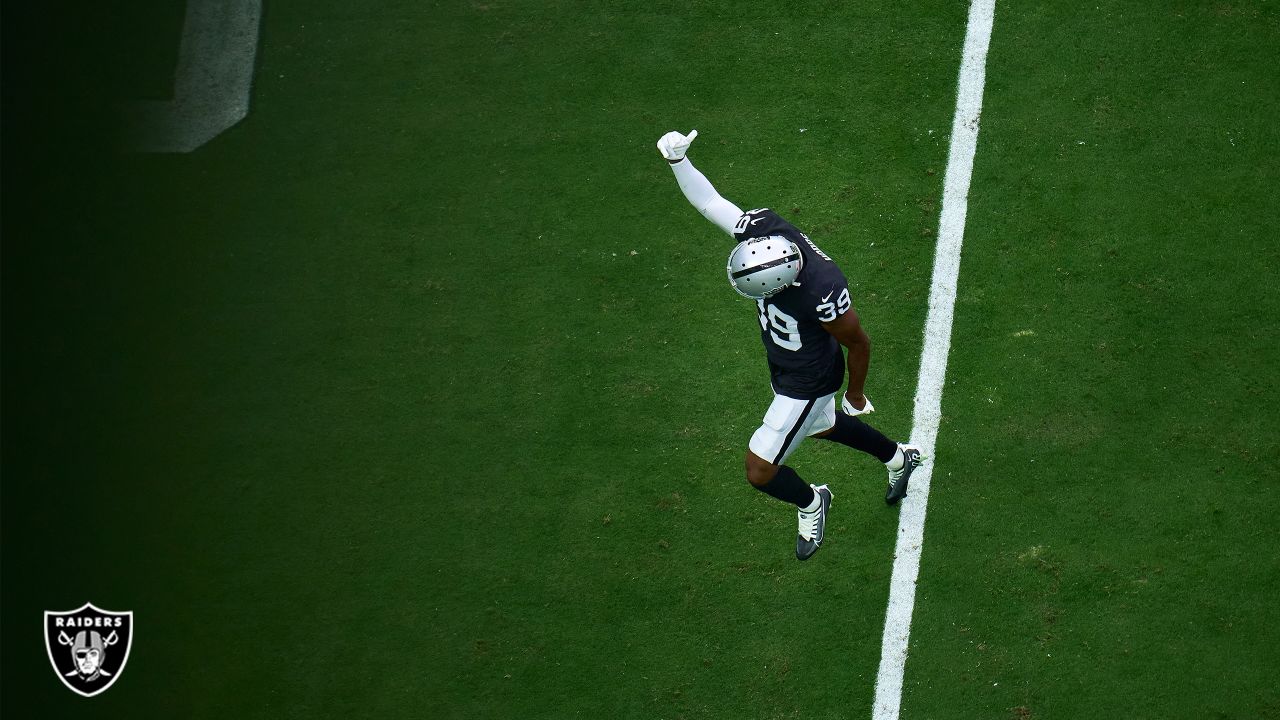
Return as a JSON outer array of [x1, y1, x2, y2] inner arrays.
[[732, 208, 853, 399]]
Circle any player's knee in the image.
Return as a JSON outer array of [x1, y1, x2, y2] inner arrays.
[[745, 452, 779, 487]]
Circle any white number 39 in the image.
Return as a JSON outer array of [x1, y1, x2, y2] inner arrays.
[[816, 288, 852, 323]]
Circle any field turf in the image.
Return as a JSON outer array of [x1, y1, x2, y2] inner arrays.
[[3, 1, 1277, 718]]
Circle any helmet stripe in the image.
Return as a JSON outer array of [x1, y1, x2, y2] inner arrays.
[[729, 252, 801, 280]]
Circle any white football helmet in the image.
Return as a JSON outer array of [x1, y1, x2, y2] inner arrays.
[[726, 235, 804, 298]]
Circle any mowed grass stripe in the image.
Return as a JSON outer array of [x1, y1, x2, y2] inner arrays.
[[900, 1, 1280, 718], [5, 2, 968, 718]]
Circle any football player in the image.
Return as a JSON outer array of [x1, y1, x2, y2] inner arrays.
[[657, 129, 923, 560]]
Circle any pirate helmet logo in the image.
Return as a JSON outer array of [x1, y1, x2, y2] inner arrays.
[[44, 603, 133, 697]]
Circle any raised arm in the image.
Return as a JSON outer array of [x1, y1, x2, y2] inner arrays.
[[657, 130, 744, 236]]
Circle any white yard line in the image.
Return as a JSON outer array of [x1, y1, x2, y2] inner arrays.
[[871, 0, 996, 718], [123, 0, 263, 152]]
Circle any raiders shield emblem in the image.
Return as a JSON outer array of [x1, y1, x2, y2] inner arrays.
[[44, 602, 133, 697]]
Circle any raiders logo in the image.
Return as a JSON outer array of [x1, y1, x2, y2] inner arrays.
[[44, 602, 133, 697]]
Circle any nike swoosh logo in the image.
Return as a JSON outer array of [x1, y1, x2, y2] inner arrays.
[[750, 217, 767, 225], [820, 291, 834, 302]]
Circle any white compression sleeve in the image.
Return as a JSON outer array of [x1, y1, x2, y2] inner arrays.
[[669, 158, 744, 236]]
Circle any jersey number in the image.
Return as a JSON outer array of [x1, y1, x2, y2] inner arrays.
[[816, 288, 851, 323], [757, 301, 802, 351], [733, 209, 770, 234]]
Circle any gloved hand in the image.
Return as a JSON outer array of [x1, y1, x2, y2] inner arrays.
[[842, 394, 875, 417], [656, 129, 699, 162]]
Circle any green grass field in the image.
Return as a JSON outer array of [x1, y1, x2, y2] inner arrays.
[[3, 1, 1278, 718]]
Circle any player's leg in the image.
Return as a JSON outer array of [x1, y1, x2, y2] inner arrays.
[[810, 408, 897, 462], [809, 401, 923, 505], [746, 392, 836, 560], [745, 393, 822, 505], [744, 451, 807, 500]]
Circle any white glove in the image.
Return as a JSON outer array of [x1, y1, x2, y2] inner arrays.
[[657, 129, 698, 162], [841, 394, 875, 416]]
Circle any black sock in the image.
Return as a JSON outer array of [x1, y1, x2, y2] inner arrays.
[[753, 465, 816, 508], [817, 412, 898, 463]]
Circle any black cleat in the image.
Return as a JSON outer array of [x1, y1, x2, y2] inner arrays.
[[796, 485, 833, 561], [885, 445, 923, 506]]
